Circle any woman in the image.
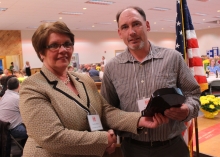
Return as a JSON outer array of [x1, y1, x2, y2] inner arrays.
[[206, 58, 219, 75], [24, 61, 31, 76], [19, 21, 168, 157]]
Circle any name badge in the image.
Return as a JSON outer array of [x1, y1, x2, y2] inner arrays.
[[87, 114, 103, 131], [137, 98, 150, 112]]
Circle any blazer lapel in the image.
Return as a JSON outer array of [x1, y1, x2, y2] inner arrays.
[[40, 66, 90, 112]]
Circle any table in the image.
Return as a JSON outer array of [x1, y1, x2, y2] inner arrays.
[[206, 75, 220, 84]]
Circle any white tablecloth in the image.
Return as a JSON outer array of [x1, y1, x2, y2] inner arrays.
[[206, 75, 220, 84]]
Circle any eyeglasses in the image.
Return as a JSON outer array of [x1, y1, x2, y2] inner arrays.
[[45, 42, 73, 51]]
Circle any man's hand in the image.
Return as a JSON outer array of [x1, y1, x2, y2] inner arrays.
[[164, 104, 189, 121], [106, 129, 117, 154], [138, 113, 169, 128]]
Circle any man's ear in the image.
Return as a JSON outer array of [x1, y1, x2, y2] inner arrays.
[[146, 21, 150, 32]]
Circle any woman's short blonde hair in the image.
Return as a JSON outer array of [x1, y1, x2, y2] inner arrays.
[[32, 21, 75, 62]]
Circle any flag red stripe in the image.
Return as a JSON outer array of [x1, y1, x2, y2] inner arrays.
[[194, 75, 207, 84], [187, 38, 199, 49], [188, 57, 203, 67]]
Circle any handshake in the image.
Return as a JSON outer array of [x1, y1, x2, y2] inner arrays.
[[106, 129, 117, 154]]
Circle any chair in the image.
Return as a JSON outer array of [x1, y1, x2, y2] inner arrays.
[[10, 134, 24, 150], [0, 120, 10, 157], [0, 120, 25, 157], [91, 76, 101, 82], [209, 80, 220, 96]]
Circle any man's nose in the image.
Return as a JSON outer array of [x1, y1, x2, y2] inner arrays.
[[128, 27, 136, 35]]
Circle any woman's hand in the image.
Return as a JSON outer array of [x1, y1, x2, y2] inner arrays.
[[106, 129, 117, 154]]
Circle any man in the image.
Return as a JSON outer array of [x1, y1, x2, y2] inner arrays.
[[89, 64, 101, 82], [0, 77, 27, 140], [101, 6, 201, 157], [101, 56, 107, 66]]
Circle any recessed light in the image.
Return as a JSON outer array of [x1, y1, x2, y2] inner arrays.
[[197, 0, 210, 2], [162, 28, 164, 30], [217, 10, 220, 12], [59, 17, 62, 19], [203, 19, 205, 21], [85, 0, 115, 5], [0, 8, 7, 11], [59, 12, 83, 15], [27, 26, 38, 29], [92, 25, 95, 27], [150, 7, 170, 11], [194, 13, 207, 16], [41, 20, 57, 23], [94, 22, 112, 25], [83, 8, 87, 10], [154, 22, 156, 24], [113, 20, 116, 22]]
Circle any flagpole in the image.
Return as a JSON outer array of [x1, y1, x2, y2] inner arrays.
[[180, 1, 199, 157], [180, 0, 187, 63]]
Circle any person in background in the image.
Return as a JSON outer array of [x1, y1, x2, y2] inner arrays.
[[19, 21, 160, 157], [0, 75, 17, 97], [101, 6, 200, 157], [101, 56, 107, 66], [206, 58, 219, 75], [96, 63, 101, 71], [99, 65, 105, 80], [9, 62, 15, 75], [0, 77, 28, 153], [24, 61, 31, 76], [1, 69, 9, 77]]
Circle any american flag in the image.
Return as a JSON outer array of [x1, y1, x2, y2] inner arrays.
[[175, 0, 208, 156], [175, 0, 208, 92]]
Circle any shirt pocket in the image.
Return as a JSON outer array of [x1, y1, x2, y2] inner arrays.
[[155, 71, 177, 88]]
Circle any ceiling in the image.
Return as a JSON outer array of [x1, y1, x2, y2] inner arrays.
[[0, 0, 220, 33]]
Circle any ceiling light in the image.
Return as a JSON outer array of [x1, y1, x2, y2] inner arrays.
[[83, 8, 87, 10], [95, 22, 112, 25], [92, 25, 95, 27], [197, 0, 210, 2], [59, 12, 83, 15], [41, 20, 57, 23], [150, 7, 170, 11], [0, 8, 7, 11], [113, 20, 116, 22], [154, 22, 156, 24], [59, 17, 62, 19], [217, 10, 220, 12], [27, 26, 38, 29], [194, 13, 207, 16], [85, 0, 115, 5], [203, 19, 205, 21]]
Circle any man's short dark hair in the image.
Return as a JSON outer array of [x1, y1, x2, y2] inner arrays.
[[7, 77, 19, 90], [116, 6, 146, 25]]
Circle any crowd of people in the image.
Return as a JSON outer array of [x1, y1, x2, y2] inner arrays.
[[0, 6, 202, 157]]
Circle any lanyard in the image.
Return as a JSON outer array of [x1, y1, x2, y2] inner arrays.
[[131, 48, 155, 100]]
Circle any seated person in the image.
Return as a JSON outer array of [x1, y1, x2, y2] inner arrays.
[[1, 69, 9, 77], [206, 58, 219, 75], [89, 64, 101, 82], [0, 77, 28, 147]]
